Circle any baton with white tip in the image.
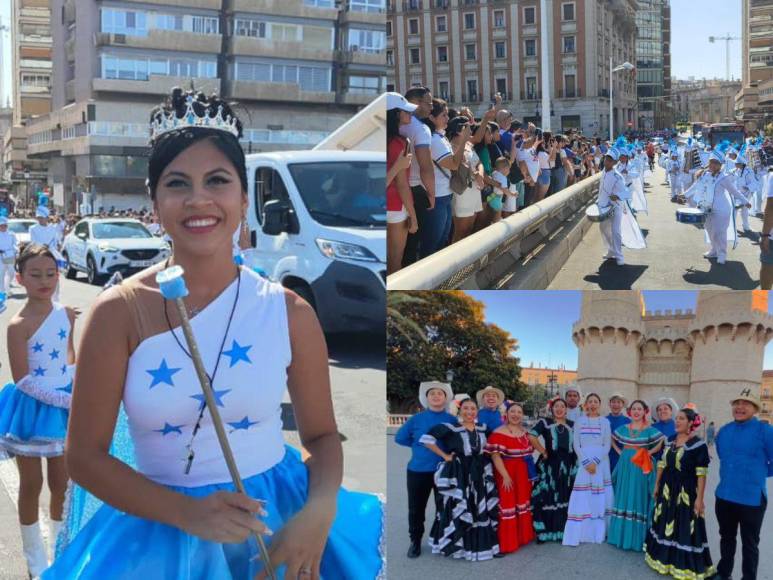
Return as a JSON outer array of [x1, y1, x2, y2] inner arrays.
[[156, 266, 276, 580]]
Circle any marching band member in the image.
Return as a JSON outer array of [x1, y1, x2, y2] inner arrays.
[[597, 148, 630, 265], [733, 151, 758, 233], [0, 215, 18, 310], [667, 152, 683, 202], [686, 150, 751, 264]]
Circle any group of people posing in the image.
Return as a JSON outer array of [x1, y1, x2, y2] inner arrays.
[[386, 89, 607, 276], [396, 382, 773, 580]]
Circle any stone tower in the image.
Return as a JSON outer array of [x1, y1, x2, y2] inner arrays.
[[689, 291, 773, 426], [573, 291, 644, 404]]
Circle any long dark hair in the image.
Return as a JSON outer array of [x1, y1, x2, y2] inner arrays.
[[422, 98, 447, 134], [147, 88, 247, 199], [387, 108, 402, 140]]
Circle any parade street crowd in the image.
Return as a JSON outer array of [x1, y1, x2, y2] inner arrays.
[[395, 383, 773, 580], [386, 88, 773, 281]]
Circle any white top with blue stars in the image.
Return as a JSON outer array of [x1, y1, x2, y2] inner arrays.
[[26, 302, 74, 390], [123, 269, 291, 487]]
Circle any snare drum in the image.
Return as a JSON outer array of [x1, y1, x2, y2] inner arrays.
[[585, 203, 614, 223], [676, 207, 706, 224]]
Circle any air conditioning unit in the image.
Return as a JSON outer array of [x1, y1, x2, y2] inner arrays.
[[114, 33, 126, 44]]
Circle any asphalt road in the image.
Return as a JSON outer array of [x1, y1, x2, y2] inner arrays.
[[0, 273, 385, 578], [387, 433, 773, 580], [550, 164, 765, 289]]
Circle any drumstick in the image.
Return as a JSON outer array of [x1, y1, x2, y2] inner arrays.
[[156, 266, 277, 580]]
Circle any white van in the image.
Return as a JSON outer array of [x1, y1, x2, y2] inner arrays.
[[243, 150, 385, 334]]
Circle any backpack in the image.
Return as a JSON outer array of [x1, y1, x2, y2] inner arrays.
[[433, 157, 473, 195]]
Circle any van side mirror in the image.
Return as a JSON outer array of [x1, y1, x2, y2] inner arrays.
[[263, 200, 299, 236]]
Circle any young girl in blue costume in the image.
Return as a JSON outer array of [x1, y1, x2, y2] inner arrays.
[[0, 243, 77, 578], [43, 88, 384, 580]]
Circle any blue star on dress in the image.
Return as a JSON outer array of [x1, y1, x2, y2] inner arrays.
[[227, 416, 259, 431], [32, 342, 44, 352], [56, 382, 72, 394], [190, 388, 232, 410], [154, 422, 184, 436], [49, 349, 60, 360], [221, 340, 252, 367], [58, 328, 67, 340], [33, 366, 46, 377], [146, 359, 182, 389], [61, 364, 68, 375]]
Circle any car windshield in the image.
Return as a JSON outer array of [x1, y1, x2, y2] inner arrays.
[[91, 221, 152, 239], [288, 161, 386, 228], [8, 221, 34, 233]]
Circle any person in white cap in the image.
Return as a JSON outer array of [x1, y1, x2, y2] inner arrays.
[[476, 385, 505, 430], [563, 385, 584, 423], [597, 149, 631, 266], [0, 216, 18, 305], [29, 207, 60, 253], [394, 381, 455, 559], [667, 151, 683, 202], [686, 152, 750, 264], [733, 152, 758, 233]]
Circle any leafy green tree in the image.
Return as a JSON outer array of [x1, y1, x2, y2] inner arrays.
[[387, 291, 526, 413]]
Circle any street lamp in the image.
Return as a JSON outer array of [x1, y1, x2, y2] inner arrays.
[[610, 59, 635, 141]]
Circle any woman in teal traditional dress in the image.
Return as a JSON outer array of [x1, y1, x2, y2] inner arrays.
[[529, 397, 577, 543], [608, 400, 666, 551], [644, 408, 715, 580]]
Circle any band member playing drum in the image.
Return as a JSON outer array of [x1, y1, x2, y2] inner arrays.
[[733, 151, 758, 233], [686, 150, 751, 265], [598, 148, 631, 266]]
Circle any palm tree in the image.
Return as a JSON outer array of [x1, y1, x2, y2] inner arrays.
[[387, 292, 428, 345]]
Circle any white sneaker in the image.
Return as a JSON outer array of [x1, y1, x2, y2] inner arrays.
[[602, 253, 615, 260], [703, 251, 717, 259]]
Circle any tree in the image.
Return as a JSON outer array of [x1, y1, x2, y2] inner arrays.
[[387, 291, 526, 413]]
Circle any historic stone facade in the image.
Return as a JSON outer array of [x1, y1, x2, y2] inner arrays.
[[573, 291, 773, 426]]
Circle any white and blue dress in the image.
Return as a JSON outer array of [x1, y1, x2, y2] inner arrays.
[[0, 303, 73, 459], [43, 269, 384, 579]]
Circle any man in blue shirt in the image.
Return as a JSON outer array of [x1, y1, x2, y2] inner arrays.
[[715, 389, 773, 580], [606, 393, 631, 471], [476, 385, 505, 431], [395, 381, 455, 558]]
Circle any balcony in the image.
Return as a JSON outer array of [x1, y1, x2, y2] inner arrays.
[[92, 75, 222, 97], [340, 91, 377, 105], [120, 0, 222, 9], [403, 0, 421, 11], [226, 80, 336, 104], [233, 0, 338, 21], [63, 0, 75, 24], [341, 7, 384, 26], [339, 49, 385, 67], [231, 36, 334, 62], [65, 37, 75, 62], [96, 30, 221, 54], [65, 80, 75, 103], [520, 91, 541, 101], [557, 88, 581, 98]]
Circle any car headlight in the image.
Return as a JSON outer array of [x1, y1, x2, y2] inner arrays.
[[97, 243, 120, 252], [315, 239, 379, 262]]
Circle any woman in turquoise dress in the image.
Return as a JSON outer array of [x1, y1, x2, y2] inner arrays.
[[608, 399, 666, 552]]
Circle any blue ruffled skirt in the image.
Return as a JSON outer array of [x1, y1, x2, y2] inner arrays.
[[0, 383, 68, 459], [43, 446, 385, 579]]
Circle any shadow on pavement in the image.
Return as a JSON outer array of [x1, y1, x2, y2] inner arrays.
[[583, 262, 648, 289], [327, 331, 385, 371], [683, 260, 758, 289], [738, 230, 761, 244]]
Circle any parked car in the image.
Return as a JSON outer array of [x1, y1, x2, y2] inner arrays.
[[7, 218, 36, 245], [243, 150, 385, 334], [61, 218, 170, 284]]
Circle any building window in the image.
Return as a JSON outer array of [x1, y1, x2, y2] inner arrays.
[[386, 20, 392, 36], [235, 19, 266, 38], [102, 55, 216, 80], [386, 49, 394, 65], [21, 74, 51, 88], [348, 29, 386, 53], [526, 76, 537, 99], [523, 6, 535, 25], [436, 15, 446, 32], [348, 0, 386, 12], [496, 77, 507, 96], [438, 80, 449, 99], [564, 74, 576, 97], [156, 14, 183, 31], [408, 18, 419, 34], [304, 0, 334, 6], [495, 41, 505, 59], [562, 2, 575, 22], [437, 45, 448, 62], [464, 13, 475, 30], [525, 38, 536, 57], [235, 61, 331, 91], [346, 75, 381, 94], [466, 79, 478, 101], [563, 35, 575, 54], [409, 47, 421, 64], [464, 43, 476, 61], [101, 8, 148, 36], [191, 16, 219, 35], [493, 10, 505, 28]]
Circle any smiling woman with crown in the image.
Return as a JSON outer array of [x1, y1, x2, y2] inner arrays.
[[42, 88, 384, 580]]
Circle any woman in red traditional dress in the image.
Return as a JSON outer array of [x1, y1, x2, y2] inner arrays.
[[484, 402, 536, 555]]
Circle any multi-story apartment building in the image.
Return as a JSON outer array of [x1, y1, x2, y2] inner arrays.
[[736, 0, 773, 129], [386, 0, 638, 136], [25, 0, 386, 212], [671, 78, 741, 125], [634, 0, 672, 130], [3, 0, 52, 205]]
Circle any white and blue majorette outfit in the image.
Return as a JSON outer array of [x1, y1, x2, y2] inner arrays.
[[44, 269, 384, 579], [0, 303, 73, 460], [562, 415, 614, 546]]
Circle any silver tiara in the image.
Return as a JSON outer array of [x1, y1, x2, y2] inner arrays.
[[149, 95, 239, 142]]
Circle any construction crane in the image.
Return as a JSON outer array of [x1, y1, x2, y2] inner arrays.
[[708, 34, 741, 81]]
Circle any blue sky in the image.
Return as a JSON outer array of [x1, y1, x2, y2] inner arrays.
[[466, 291, 773, 371]]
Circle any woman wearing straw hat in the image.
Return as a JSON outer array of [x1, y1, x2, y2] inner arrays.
[[477, 386, 505, 431], [395, 381, 455, 559]]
